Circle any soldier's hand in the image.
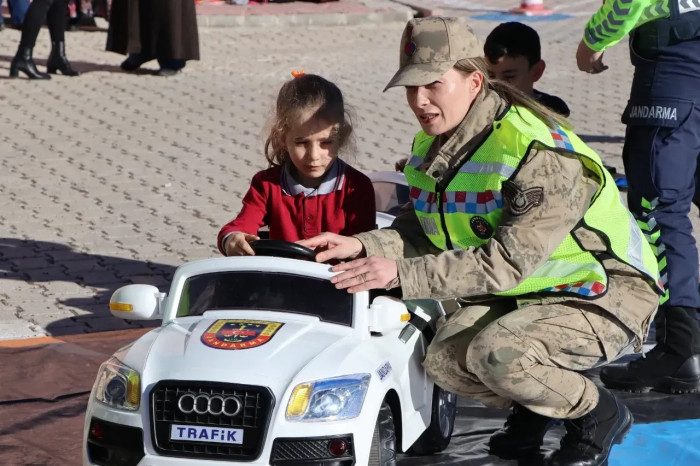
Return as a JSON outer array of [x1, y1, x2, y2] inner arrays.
[[329, 255, 399, 294], [224, 232, 259, 256], [298, 232, 365, 263], [576, 40, 609, 74]]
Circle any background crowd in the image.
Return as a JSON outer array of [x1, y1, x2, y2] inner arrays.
[[2, 0, 199, 77]]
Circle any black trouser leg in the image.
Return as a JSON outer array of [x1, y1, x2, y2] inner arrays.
[[46, 0, 67, 43], [19, 0, 54, 49], [656, 306, 700, 358]]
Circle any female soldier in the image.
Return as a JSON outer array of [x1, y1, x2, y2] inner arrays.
[[300, 17, 662, 466]]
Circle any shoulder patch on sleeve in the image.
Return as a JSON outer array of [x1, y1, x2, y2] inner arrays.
[[502, 180, 544, 216]]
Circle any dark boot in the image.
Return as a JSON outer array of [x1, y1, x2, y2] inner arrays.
[[120, 53, 153, 72], [156, 58, 186, 76], [600, 306, 700, 394], [488, 403, 556, 459], [600, 346, 700, 393], [9, 45, 50, 79], [46, 41, 80, 76], [550, 388, 633, 466]]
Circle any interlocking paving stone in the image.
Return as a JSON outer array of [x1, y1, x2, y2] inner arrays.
[[1, 0, 699, 339], [0, 319, 47, 339]]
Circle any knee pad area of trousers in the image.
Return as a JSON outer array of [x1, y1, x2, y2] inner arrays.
[[466, 341, 527, 389]]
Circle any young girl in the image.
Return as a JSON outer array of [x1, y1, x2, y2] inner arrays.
[[217, 73, 376, 256]]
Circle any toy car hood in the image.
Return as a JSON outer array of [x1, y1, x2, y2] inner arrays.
[[134, 310, 356, 393]]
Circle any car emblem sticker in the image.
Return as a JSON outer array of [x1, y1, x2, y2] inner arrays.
[[470, 216, 493, 240], [201, 319, 284, 350], [376, 362, 392, 381]]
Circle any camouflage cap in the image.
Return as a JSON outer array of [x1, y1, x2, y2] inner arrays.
[[384, 17, 482, 92]]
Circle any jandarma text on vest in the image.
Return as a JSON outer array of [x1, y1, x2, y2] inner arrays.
[[628, 105, 678, 120]]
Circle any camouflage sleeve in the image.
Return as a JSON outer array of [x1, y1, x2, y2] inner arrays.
[[396, 148, 600, 301], [354, 203, 443, 260], [583, 0, 666, 52]]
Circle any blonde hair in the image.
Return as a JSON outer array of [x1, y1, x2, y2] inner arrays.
[[454, 57, 571, 130], [264, 74, 353, 167]]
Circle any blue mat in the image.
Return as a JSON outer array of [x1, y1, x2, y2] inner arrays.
[[610, 419, 700, 466], [471, 12, 572, 22], [615, 176, 628, 190]]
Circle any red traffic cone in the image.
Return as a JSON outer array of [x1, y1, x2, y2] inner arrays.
[[509, 0, 553, 16]]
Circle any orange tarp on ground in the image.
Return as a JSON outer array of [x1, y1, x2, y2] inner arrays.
[[0, 329, 150, 465]]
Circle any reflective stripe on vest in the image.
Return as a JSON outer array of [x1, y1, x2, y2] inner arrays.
[[635, 0, 700, 51], [403, 106, 662, 298], [674, 0, 700, 16]]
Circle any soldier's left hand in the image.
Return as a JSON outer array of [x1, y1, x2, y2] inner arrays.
[[330, 256, 399, 294], [576, 40, 608, 74]]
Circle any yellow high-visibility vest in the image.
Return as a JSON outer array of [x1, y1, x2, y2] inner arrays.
[[403, 105, 662, 298]]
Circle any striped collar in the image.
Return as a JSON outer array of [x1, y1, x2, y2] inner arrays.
[[280, 159, 346, 197]]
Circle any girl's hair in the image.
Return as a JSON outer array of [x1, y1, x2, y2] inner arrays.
[[454, 57, 570, 130], [264, 74, 353, 167]]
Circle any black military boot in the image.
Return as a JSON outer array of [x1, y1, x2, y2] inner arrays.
[[488, 403, 556, 459], [600, 306, 700, 394], [120, 53, 153, 71], [9, 45, 50, 79], [550, 387, 633, 466], [46, 41, 81, 76]]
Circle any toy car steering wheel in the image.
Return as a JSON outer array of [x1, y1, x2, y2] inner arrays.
[[249, 239, 317, 261]]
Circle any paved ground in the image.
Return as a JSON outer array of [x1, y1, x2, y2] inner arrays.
[[1, 0, 698, 339], [193, 0, 414, 26]]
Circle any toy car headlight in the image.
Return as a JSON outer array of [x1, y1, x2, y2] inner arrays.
[[94, 357, 140, 411], [286, 374, 370, 422]]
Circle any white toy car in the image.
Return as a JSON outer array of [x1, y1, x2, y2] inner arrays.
[[83, 240, 456, 466]]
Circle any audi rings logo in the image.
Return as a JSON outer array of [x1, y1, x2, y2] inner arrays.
[[177, 393, 242, 417]]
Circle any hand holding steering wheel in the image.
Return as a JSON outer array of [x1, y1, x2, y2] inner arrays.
[[249, 239, 317, 261]]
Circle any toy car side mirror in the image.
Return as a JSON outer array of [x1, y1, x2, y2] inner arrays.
[[109, 284, 166, 320], [369, 296, 410, 334]]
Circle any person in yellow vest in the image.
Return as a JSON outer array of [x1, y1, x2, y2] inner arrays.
[[300, 17, 662, 465], [576, 0, 700, 396]]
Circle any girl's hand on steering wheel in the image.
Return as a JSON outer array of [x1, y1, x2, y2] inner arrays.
[[224, 232, 260, 256]]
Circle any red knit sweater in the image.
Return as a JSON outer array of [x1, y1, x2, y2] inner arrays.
[[217, 161, 376, 254]]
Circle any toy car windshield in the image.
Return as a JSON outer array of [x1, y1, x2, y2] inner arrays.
[[176, 271, 355, 326]]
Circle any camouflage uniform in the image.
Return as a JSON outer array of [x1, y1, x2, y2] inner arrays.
[[355, 88, 659, 419]]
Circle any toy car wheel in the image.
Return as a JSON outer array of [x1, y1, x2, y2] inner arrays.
[[407, 385, 457, 455], [368, 401, 397, 466]]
